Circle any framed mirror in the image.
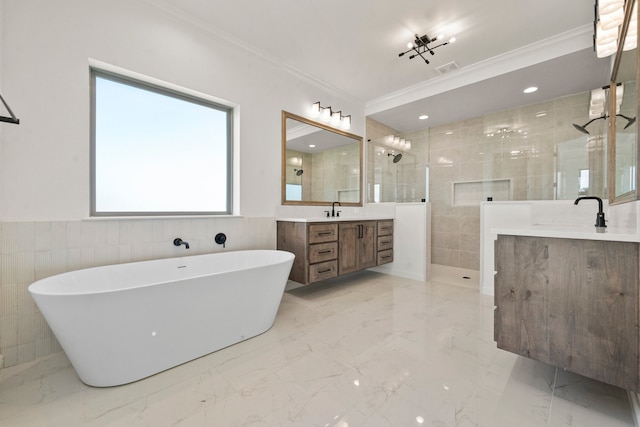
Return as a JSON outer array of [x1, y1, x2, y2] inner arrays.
[[282, 111, 363, 206], [609, 3, 639, 205]]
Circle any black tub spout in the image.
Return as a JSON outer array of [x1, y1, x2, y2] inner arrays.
[[173, 238, 190, 249]]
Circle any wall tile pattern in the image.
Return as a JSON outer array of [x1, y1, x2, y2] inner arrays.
[[429, 93, 599, 270], [368, 92, 606, 271]]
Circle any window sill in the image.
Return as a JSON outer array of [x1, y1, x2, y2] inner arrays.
[[83, 214, 244, 221]]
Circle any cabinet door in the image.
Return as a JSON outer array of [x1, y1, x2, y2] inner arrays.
[[495, 235, 639, 391], [338, 223, 359, 275], [358, 222, 377, 269]]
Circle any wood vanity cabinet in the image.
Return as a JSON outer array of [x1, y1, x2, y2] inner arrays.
[[338, 221, 377, 275], [377, 220, 394, 265], [494, 234, 639, 392], [277, 219, 393, 285]]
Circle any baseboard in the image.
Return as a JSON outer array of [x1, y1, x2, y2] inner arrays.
[[629, 391, 640, 427]]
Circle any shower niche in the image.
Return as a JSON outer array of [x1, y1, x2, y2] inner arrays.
[[452, 179, 512, 205]]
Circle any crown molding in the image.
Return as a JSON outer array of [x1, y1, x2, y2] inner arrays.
[[139, 0, 360, 102], [366, 24, 594, 116]]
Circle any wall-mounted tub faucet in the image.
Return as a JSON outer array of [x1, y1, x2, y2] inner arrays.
[[574, 196, 606, 228], [173, 238, 190, 249], [215, 233, 227, 248]]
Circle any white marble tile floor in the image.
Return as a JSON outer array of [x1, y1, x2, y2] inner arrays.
[[0, 271, 634, 426]]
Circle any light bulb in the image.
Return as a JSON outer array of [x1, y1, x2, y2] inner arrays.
[[311, 102, 321, 117], [341, 115, 351, 130], [321, 107, 331, 122]]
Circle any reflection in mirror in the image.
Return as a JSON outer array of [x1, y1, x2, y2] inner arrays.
[[282, 111, 363, 205], [607, 0, 638, 205], [369, 142, 420, 202], [613, 47, 637, 200]]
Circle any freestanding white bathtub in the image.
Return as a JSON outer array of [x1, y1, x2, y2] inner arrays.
[[28, 250, 294, 387]]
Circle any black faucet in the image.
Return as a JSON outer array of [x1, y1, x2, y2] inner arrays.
[[331, 201, 341, 217], [173, 238, 190, 249], [574, 196, 606, 228]]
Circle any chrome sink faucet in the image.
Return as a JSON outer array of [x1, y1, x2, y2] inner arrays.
[[574, 196, 606, 228]]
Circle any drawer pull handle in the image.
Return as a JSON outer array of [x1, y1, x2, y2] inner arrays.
[[318, 231, 333, 236], [318, 250, 333, 254], [381, 227, 391, 230], [381, 255, 391, 259], [318, 268, 332, 274], [380, 240, 391, 244]]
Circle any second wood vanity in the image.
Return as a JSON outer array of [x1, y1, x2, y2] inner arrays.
[[277, 219, 394, 285], [493, 227, 640, 392]]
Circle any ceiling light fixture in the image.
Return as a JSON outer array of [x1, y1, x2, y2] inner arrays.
[[523, 86, 538, 94], [399, 33, 455, 65], [594, 0, 637, 58], [310, 101, 351, 129], [419, 114, 429, 120]]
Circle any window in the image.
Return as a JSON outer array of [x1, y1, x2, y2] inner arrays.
[[91, 69, 233, 216]]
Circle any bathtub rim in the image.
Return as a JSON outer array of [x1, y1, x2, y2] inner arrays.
[[28, 249, 295, 297]]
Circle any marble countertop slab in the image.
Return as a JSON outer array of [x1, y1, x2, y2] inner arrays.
[[276, 217, 394, 222], [491, 224, 640, 242]]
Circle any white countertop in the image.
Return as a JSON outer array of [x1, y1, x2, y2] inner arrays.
[[492, 225, 640, 242], [277, 217, 393, 223]]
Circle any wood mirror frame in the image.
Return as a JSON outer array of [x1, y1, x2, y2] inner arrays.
[[609, 2, 639, 205], [281, 110, 363, 206]]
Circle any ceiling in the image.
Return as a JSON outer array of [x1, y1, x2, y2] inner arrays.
[[149, 0, 612, 132]]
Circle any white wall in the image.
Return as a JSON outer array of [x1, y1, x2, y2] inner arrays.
[[369, 203, 431, 281], [0, 0, 364, 221], [0, 0, 366, 367]]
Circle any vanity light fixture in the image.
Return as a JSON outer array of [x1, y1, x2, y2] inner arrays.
[[0, 92, 20, 124], [382, 134, 411, 151], [399, 33, 455, 65], [594, 0, 637, 58], [310, 102, 351, 129]]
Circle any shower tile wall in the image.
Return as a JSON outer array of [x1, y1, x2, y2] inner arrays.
[[366, 118, 429, 203], [0, 217, 276, 368], [431, 92, 598, 270], [368, 91, 602, 272]]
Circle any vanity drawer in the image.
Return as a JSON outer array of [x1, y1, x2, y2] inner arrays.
[[309, 242, 338, 263], [377, 249, 393, 265], [377, 221, 394, 236], [377, 235, 393, 251], [309, 223, 338, 244], [309, 260, 338, 282]]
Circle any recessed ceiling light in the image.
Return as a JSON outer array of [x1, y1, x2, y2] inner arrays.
[[523, 86, 538, 94], [419, 115, 429, 120], [309, 144, 316, 148]]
